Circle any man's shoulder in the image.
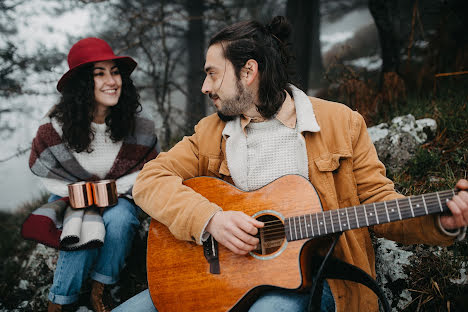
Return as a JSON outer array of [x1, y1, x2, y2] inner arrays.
[[307, 96, 359, 122], [307, 96, 353, 115], [195, 113, 226, 133]]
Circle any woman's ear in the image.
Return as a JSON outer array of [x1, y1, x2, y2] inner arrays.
[[241, 59, 258, 85]]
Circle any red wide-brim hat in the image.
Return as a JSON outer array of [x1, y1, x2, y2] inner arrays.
[[57, 37, 137, 92]]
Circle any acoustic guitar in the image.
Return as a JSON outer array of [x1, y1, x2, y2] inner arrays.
[[146, 175, 457, 311]]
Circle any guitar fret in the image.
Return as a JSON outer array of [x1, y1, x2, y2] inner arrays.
[[322, 213, 328, 234], [411, 196, 426, 217], [365, 204, 377, 226], [373, 203, 379, 224], [364, 205, 369, 226], [303, 215, 309, 238], [329, 210, 335, 233], [293, 217, 298, 240], [395, 199, 402, 220], [384, 201, 390, 222], [354, 206, 359, 228], [288, 218, 293, 241], [345, 208, 350, 230], [309, 214, 315, 237], [436, 192, 443, 212], [376, 202, 387, 224], [298, 216, 303, 239], [422, 194, 428, 215], [408, 198, 415, 218], [315, 213, 321, 236], [399, 199, 412, 220], [338, 210, 343, 231]]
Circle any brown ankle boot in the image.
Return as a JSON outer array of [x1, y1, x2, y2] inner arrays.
[[90, 280, 114, 312], [47, 301, 76, 312], [48, 301, 62, 312]]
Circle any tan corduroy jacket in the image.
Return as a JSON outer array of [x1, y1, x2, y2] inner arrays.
[[133, 96, 455, 312]]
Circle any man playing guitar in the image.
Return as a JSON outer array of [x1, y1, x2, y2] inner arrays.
[[114, 16, 468, 312]]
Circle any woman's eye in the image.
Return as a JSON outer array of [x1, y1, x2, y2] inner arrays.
[[93, 72, 104, 76], [112, 70, 120, 75]]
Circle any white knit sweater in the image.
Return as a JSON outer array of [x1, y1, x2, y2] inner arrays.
[[40, 121, 139, 197], [222, 85, 320, 191], [244, 118, 306, 191]]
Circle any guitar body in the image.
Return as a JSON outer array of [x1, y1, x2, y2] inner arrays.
[[147, 175, 324, 312]]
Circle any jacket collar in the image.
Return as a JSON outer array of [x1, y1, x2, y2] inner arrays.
[[222, 84, 320, 139]]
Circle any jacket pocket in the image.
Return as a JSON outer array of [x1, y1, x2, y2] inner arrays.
[[313, 152, 357, 209]]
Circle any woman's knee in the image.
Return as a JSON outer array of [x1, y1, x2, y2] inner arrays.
[[102, 198, 140, 230]]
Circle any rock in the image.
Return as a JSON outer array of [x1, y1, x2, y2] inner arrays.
[[368, 114, 437, 173]]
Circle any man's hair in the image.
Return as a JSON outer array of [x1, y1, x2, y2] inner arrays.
[[50, 60, 142, 153], [209, 16, 295, 118]]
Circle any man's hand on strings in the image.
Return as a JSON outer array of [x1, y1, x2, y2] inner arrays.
[[206, 211, 264, 255], [440, 179, 468, 230]]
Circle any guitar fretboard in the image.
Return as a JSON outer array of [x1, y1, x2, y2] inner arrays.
[[284, 189, 457, 242]]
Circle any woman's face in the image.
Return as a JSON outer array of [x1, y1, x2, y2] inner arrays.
[[93, 60, 122, 111]]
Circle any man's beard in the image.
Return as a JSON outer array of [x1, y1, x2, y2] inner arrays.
[[212, 80, 255, 122]]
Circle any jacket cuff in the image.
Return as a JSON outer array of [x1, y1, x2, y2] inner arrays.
[[437, 215, 467, 241], [200, 210, 221, 243]]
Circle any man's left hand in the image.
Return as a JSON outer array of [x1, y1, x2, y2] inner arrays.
[[440, 179, 468, 230]]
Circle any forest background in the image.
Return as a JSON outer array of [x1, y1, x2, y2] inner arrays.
[[1, 0, 467, 311]]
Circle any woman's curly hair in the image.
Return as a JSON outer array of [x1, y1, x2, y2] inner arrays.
[[50, 60, 141, 153]]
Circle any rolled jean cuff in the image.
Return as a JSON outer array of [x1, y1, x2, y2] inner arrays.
[[91, 271, 117, 285], [48, 292, 79, 305]]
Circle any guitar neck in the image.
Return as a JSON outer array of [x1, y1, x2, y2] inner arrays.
[[284, 189, 458, 242]]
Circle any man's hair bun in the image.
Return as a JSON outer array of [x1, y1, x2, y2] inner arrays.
[[266, 16, 292, 44]]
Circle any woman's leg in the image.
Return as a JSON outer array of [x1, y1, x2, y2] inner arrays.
[[48, 194, 99, 305], [91, 197, 140, 284], [48, 248, 99, 304]]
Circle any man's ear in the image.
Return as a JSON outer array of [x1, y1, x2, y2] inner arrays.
[[241, 59, 258, 85]]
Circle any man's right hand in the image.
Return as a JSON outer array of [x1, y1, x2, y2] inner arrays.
[[206, 211, 264, 255]]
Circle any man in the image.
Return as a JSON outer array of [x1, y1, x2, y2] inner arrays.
[[113, 16, 468, 312]]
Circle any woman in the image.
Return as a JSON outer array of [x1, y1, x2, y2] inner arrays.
[[28, 37, 159, 312]]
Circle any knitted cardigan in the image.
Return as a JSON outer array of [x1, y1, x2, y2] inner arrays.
[[22, 115, 159, 250]]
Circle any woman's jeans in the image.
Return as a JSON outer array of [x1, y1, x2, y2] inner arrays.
[[48, 195, 140, 305], [112, 281, 335, 312]]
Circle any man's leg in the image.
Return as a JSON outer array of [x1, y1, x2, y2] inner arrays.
[[112, 289, 157, 312], [249, 281, 335, 312]]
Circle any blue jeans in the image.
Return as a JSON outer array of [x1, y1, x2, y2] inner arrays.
[[112, 281, 335, 312], [48, 195, 140, 305]]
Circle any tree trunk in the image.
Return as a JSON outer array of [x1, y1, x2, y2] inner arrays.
[[185, 0, 206, 133], [368, 0, 402, 85], [286, 0, 323, 91]]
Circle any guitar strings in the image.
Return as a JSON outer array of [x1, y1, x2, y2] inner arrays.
[[257, 190, 455, 229], [252, 192, 456, 240]]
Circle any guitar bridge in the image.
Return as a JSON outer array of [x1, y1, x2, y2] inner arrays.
[[203, 235, 220, 274]]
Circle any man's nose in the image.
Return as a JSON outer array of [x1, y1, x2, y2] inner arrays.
[[201, 77, 210, 94]]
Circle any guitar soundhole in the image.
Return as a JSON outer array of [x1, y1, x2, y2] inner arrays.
[[252, 214, 285, 256]]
